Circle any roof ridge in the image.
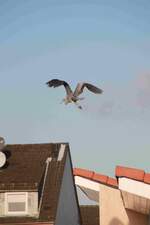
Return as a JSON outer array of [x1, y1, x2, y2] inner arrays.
[[6, 142, 69, 146]]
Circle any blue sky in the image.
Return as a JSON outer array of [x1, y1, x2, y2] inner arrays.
[[0, 0, 150, 177]]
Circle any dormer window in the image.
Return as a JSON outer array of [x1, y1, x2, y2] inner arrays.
[[5, 192, 28, 216]]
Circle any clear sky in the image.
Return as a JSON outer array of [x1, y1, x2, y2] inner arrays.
[[0, 0, 150, 177]]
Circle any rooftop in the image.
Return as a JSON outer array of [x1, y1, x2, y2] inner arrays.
[[74, 165, 150, 188], [74, 168, 118, 188], [0, 143, 69, 224], [74, 165, 150, 215]]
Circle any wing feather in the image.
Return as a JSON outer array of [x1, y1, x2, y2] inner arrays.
[[46, 79, 73, 95], [74, 82, 103, 97]]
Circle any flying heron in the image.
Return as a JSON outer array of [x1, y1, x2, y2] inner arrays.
[[46, 79, 103, 109]]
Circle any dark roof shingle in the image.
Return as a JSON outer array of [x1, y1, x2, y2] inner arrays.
[[80, 205, 99, 225]]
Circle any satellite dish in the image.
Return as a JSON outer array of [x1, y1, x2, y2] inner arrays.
[[0, 151, 6, 168], [0, 137, 5, 150]]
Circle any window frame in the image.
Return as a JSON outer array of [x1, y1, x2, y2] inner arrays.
[[5, 192, 28, 216]]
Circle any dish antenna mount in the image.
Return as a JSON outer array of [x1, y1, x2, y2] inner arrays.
[[0, 137, 6, 168], [0, 137, 5, 150]]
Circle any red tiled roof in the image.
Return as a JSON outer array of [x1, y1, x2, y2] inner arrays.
[[74, 168, 94, 179], [74, 165, 150, 188], [93, 173, 108, 184], [107, 177, 118, 187], [73, 168, 118, 188], [116, 165, 150, 185], [144, 173, 150, 184], [115, 165, 145, 181]]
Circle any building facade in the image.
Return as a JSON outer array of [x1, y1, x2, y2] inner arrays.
[[0, 142, 81, 225], [74, 166, 150, 225]]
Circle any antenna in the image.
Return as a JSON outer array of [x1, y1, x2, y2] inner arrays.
[[0, 137, 6, 168]]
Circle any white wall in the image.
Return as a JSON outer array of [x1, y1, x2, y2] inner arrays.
[[28, 192, 38, 217], [55, 152, 81, 225], [119, 178, 150, 199], [0, 193, 4, 215], [99, 184, 148, 225]]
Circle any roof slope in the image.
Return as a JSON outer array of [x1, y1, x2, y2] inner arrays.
[[74, 168, 118, 188], [80, 205, 99, 225], [74, 165, 150, 188], [0, 143, 68, 224]]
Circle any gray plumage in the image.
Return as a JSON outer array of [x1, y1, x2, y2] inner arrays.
[[46, 79, 103, 109]]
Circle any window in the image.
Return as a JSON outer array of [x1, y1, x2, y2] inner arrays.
[[5, 192, 28, 215]]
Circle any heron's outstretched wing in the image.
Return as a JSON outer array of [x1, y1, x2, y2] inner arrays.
[[46, 79, 73, 95], [73, 82, 103, 97]]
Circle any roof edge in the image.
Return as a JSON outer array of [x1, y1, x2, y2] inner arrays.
[[73, 168, 118, 188]]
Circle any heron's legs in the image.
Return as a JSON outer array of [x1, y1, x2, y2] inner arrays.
[[74, 102, 82, 110], [60, 98, 70, 105], [78, 105, 82, 110]]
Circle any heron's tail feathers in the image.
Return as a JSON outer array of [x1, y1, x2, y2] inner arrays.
[[78, 97, 85, 101]]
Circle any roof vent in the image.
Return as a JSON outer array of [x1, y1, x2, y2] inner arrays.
[[57, 144, 66, 161], [0, 137, 6, 168]]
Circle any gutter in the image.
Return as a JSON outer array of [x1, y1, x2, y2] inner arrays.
[[38, 157, 52, 215]]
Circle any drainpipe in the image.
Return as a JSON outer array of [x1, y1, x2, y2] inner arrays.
[[38, 157, 52, 214]]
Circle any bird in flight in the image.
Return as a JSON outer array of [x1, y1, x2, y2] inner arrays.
[[46, 79, 103, 109]]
